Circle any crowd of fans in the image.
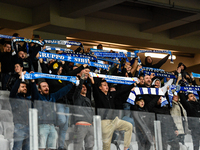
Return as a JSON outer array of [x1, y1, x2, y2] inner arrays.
[[0, 33, 200, 150]]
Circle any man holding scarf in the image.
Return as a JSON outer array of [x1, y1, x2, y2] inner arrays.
[[31, 76, 74, 150]]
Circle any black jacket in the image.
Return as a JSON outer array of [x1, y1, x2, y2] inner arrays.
[[179, 92, 200, 130], [147, 95, 178, 131], [9, 79, 32, 125], [143, 54, 170, 68], [0, 51, 13, 73], [6, 73, 20, 91], [73, 79, 94, 124], [40, 62, 85, 104]]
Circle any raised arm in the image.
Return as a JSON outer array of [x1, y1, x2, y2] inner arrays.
[[152, 54, 170, 68], [73, 78, 84, 105], [52, 83, 73, 101], [30, 81, 40, 100], [130, 58, 138, 75]]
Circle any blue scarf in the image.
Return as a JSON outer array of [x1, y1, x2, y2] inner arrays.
[[97, 57, 119, 64], [93, 52, 126, 58], [62, 52, 97, 61], [0, 34, 24, 39], [192, 72, 200, 78], [22, 72, 79, 85], [143, 70, 176, 78], [127, 87, 164, 105], [39, 52, 109, 69], [45, 46, 73, 52], [89, 72, 138, 85], [44, 40, 82, 46], [13, 38, 43, 46], [134, 49, 173, 64]]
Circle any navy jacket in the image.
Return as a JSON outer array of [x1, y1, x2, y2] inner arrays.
[[9, 79, 32, 125], [32, 82, 73, 124]]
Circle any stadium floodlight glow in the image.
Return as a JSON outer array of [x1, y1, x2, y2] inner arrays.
[[145, 53, 176, 60]]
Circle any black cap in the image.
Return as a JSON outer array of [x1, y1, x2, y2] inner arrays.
[[135, 96, 144, 102]]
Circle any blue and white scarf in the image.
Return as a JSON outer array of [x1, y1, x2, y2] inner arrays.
[[22, 72, 79, 85], [127, 87, 164, 105], [143, 70, 176, 78], [13, 38, 43, 46], [0, 34, 24, 39], [39, 52, 108, 69], [89, 72, 138, 85], [62, 52, 97, 61], [97, 57, 119, 64], [45, 46, 73, 52], [134, 49, 173, 64], [93, 52, 126, 58], [44, 40, 82, 46], [192, 72, 200, 78], [90, 49, 136, 58]]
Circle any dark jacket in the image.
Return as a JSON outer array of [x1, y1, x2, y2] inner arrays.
[[9, 79, 32, 125], [143, 54, 170, 68], [40, 61, 85, 104], [73, 79, 94, 124], [179, 92, 200, 130], [147, 96, 178, 131], [6, 73, 20, 91], [0, 51, 13, 73]]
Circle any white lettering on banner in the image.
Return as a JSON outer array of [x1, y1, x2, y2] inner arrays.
[[67, 41, 81, 46], [67, 56, 72, 61], [74, 58, 88, 63], [58, 40, 67, 45], [44, 40, 81, 46], [183, 87, 200, 91]]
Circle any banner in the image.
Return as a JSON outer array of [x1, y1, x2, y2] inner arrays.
[[13, 38, 43, 46], [97, 57, 119, 64], [89, 72, 138, 85], [90, 48, 136, 58], [62, 52, 97, 61], [127, 87, 164, 105], [143, 70, 176, 78], [44, 40, 82, 46], [22, 72, 79, 85], [93, 52, 126, 58], [134, 49, 173, 64], [192, 72, 200, 78], [39, 51, 109, 69], [142, 67, 165, 72], [45, 46, 73, 52], [0, 34, 24, 39]]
